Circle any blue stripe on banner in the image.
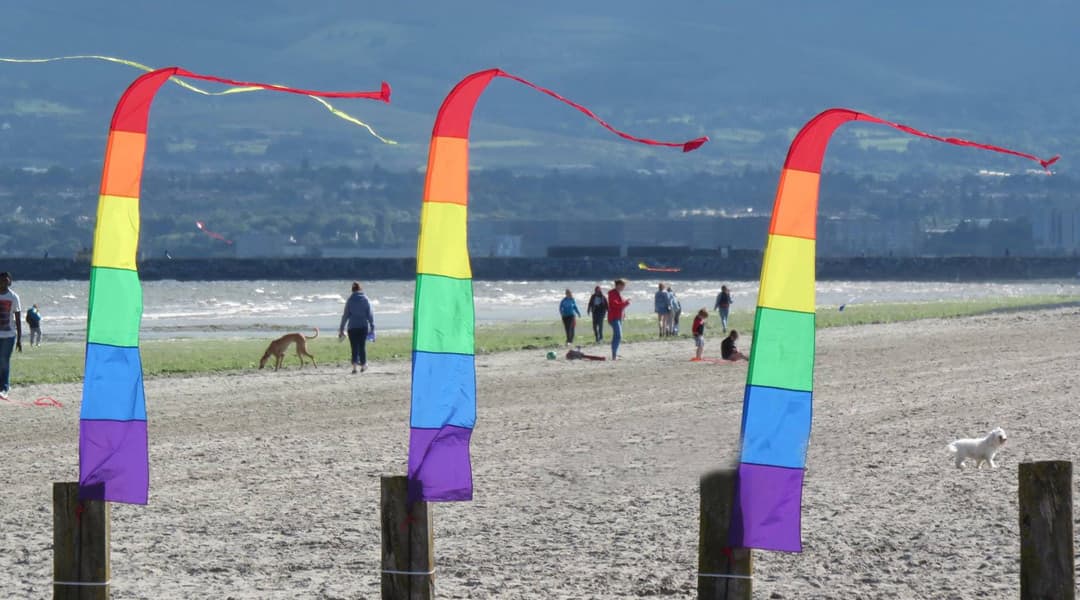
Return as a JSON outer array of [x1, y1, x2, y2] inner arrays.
[[738, 385, 812, 469], [410, 350, 476, 429], [80, 343, 147, 421]]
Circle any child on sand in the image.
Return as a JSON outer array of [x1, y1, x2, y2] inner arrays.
[[721, 329, 748, 362], [691, 308, 708, 361]]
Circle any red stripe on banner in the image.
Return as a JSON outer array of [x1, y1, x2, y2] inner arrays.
[[110, 67, 391, 134], [784, 108, 1059, 174], [110, 69, 176, 133], [430, 70, 501, 139]]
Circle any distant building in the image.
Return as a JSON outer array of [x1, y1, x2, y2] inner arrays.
[[819, 215, 920, 257], [1031, 206, 1080, 255]]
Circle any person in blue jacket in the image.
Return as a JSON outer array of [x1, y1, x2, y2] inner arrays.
[[338, 281, 375, 374], [559, 288, 582, 346]]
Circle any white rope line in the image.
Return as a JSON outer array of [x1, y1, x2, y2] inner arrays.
[[698, 573, 753, 580], [54, 580, 111, 586], [381, 568, 435, 576]]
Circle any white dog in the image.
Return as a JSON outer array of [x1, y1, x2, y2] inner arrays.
[[947, 427, 1008, 469]]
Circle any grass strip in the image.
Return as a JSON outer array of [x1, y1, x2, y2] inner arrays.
[[10, 295, 1078, 386]]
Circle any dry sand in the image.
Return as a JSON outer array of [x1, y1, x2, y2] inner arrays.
[[3, 307, 1080, 599]]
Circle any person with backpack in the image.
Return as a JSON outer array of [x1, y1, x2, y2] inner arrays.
[[667, 285, 682, 335], [25, 304, 41, 347]]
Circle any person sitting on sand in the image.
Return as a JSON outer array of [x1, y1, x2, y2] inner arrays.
[[691, 308, 708, 361], [720, 329, 748, 362]]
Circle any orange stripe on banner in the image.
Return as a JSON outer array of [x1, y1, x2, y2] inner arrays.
[[100, 130, 147, 198], [768, 168, 819, 240], [422, 136, 469, 206]]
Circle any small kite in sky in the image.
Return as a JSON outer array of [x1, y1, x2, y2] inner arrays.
[[195, 221, 233, 245]]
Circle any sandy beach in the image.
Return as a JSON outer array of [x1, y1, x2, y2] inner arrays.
[[3, 307, 1079, 599]]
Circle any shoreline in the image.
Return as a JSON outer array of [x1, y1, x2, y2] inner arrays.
[[5, 255, 1080, 282]]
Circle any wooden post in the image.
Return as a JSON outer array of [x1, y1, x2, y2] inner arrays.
[[698, 469, 752, 600], [1019, 460, 1075, 600], [381, 475, 434, 600], [53, 482, 110, 599]]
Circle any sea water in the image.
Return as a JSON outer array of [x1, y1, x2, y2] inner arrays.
[[9, 278, 1080, 341]]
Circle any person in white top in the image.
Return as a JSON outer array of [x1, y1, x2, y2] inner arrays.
[[0, 271, 23, 398]]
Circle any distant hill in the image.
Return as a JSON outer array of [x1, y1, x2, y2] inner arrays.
[[0, 0, 1074, 174]]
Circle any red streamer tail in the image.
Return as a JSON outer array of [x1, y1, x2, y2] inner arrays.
[[494, 71, 708, 152], [859, 113, 1059, 172], [173, 68, 391, 102]]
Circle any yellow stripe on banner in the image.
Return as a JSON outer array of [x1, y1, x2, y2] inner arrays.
[[416, 202, 471, 279], [0, 55, 396, 144], [91, 195, 140, 271], [757, 234, 815, 314]]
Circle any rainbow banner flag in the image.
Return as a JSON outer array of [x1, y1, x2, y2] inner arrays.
[[79, 67, 390, 503]]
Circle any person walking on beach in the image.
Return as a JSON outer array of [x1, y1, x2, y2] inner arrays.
[[654, 282, 672, 338], [0, 271, 23, 398], [721, 329, 748, 362], [714, 285, 733, 333], [25, 304, 42, 347], [691, 308, 708, 361], [338, 281, 375, 374], [559, 289, 581, 345], [667, 285, 682, 335], [607, 279, 630, 360], [587, 286, 608, 342]]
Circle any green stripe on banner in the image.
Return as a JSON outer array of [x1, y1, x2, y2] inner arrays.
[[87, 266, 143, 348], [747, 306, 814, 392], [413, 273, 475, 355]]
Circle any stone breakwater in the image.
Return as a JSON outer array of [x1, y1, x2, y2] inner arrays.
[[4, 255, 1080, 282]]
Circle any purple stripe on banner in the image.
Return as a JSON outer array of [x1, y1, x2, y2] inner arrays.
[[731, 462, 803, 552], [408, 425, 473, 501], [79, 419, 149, 504]]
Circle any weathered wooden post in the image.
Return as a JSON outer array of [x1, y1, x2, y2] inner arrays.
[[381, 475, 434, 600], [1019, 460, 1074, 600], [53, 482, 110, 599], [698, 469, 752, 600]]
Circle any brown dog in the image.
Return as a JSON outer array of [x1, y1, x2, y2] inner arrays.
[[259, 328, 319, 370]]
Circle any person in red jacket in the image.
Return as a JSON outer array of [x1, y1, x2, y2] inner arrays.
[[607, 278, 630, 360]]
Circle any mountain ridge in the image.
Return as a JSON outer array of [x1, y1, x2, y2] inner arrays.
[[0, 1, 1074, 174]]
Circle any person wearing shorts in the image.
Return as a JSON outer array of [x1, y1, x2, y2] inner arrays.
[[691, 308, 708, 361]]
